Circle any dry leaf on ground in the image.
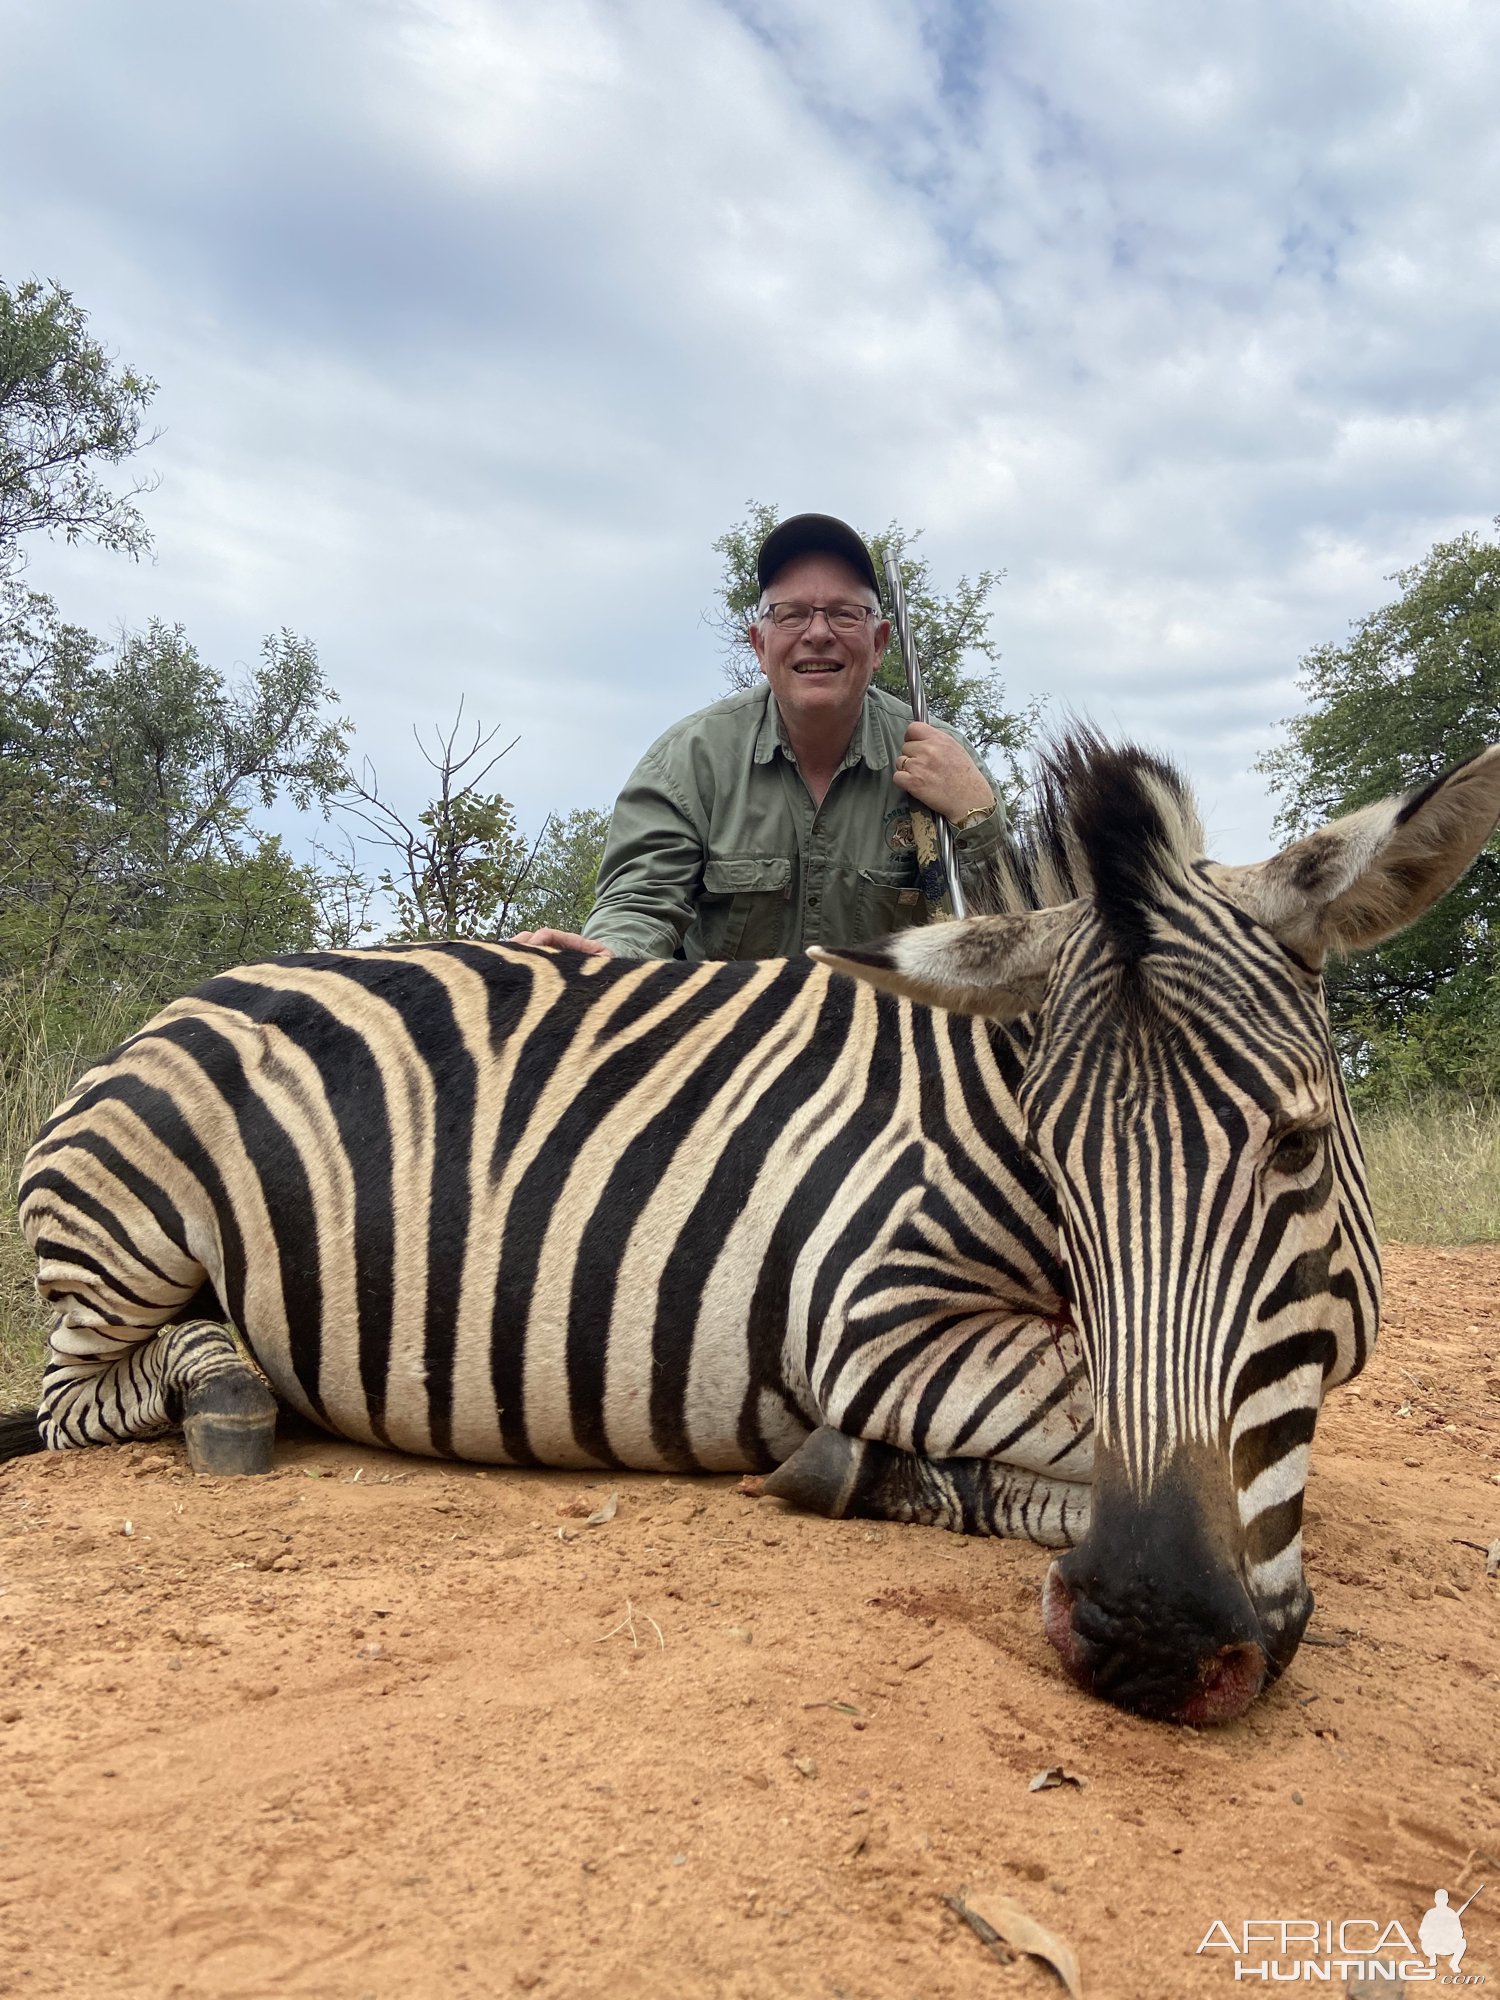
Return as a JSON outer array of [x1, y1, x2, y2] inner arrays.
[[953, 1887, 1084, 1998], [1029, 1765, 1087, 1792]]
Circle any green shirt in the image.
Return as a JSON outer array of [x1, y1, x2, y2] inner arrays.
[[582, 682, 1007, 960]]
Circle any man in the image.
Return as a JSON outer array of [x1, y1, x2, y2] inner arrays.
[[515, 513, 1003, 959]]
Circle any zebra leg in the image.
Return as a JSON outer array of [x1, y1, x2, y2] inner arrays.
[[762, 1428, 1091, 1548], [785, 1303, 1094, 1542], [172, 1323, 279, 1475], [40, 1318, 277, 1476]]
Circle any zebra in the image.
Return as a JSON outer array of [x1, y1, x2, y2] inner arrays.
[[7, 732, 1498, 1724]]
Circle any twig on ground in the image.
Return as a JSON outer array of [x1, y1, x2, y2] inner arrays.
[[944, 1892, 1014, 1966], [599, 1600, 640, 1648], [598, 1598, 663, 1650]]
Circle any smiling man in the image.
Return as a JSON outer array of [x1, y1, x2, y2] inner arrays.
[[516, 513, 1004, 960]]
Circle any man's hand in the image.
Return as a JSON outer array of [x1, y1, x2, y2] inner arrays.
[[510, 929, 613, 956], [892, 723, 994, 827]]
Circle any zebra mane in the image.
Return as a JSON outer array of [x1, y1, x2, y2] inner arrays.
[[986, 729, 1206, 964]]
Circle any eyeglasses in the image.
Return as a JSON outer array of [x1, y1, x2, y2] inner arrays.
[[760, 600, 881, 634]]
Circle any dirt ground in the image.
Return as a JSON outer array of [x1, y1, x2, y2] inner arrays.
[[1, 1245, 1497, 2000]]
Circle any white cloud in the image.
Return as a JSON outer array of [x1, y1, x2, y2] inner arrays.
[[3, 0, 1498, 872]]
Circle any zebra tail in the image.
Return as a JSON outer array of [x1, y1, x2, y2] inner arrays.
[[0, 1409, 45, 1461]]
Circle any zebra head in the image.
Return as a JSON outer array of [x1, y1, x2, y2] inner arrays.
[[815, 734, 1500, 1724]]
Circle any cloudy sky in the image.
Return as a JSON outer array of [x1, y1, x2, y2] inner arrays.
[[3, 0, 1498, 864]]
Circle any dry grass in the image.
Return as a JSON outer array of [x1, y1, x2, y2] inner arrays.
[[0, 977, 159, 1409], [1359, 1095, 1500, 1246]]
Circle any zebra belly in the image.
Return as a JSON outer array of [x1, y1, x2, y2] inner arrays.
[[251, 1289, 808, 1471]]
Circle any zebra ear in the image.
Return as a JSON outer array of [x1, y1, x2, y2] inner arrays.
[[1214, 743, 1500, 958], [810, 903, 1082, 1020]]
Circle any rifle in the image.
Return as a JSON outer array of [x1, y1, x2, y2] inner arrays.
[[883, 552, 968, 919]]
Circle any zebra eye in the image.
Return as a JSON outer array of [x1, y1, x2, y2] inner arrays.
[[1269, 1127, 1322, 1175]]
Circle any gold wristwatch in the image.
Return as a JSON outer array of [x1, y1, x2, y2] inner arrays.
[[950, 799, 997, 833]]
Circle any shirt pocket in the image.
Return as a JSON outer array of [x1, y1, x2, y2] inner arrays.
[[699, 854, 793, 960], [855, 858, 925, 941]]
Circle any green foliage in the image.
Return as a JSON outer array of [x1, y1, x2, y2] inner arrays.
[[0, 606, 350, 1007], [390, 788, 529, 940], [344, 709, 540, 941], [1, 276, 157, 576], [0, 275, 370, 1407], [712, 501, 1040, 805], [508, 806, 610, 936], [1337, 972, 1500, 1111], [1257, 523, 1500, 1106], [305, 836, 378, 950], [0, 275, 349, 1005], [1258, 526, 1500, 833]]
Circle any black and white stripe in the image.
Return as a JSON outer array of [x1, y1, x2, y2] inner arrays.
[[15, 731, 1500, 1719], [21, 946, 1090, 1508]]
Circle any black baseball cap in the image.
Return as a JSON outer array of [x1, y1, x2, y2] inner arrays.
[[755, 513, 882, 602]]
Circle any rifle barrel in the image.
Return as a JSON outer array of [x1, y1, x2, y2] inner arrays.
[[883, 553, 966, 919]]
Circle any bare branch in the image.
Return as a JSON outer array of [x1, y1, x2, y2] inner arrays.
[[494, 815, 553, 938]]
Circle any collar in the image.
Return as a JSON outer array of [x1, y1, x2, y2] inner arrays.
[[756, 688, 888, 772]]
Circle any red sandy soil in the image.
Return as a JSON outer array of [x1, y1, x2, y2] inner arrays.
[[1, 1244, 1497, 2000]]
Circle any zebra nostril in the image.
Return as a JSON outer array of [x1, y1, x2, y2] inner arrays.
[[1178, 1640, 1266, 1726], [1040, 1546, 1271, 1723]]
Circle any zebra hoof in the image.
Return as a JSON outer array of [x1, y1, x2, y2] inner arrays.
[[182, 1374, 278, 1477], [761, 1426, 866, 1519]]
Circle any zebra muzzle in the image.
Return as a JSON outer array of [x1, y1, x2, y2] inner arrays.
[[1042, 1561, 1268, 1725], [1038, 1448, 1281, 1724]]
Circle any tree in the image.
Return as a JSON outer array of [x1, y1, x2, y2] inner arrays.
[[1, 277, 157, 585], [74, 621, 348, 858], [1257, 523, 1500, 1101], [507, 806, 611, 936], [341, 707, 541, 942], [711, 501, 1040, 806], [305, 834, 379, 951], [0, 611, 351, 1008], [0, 278, 357, 1027]]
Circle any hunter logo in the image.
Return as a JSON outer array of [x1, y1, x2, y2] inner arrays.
[[883, 804, 916, 853], [1197, 1883, 1486, 1983]]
